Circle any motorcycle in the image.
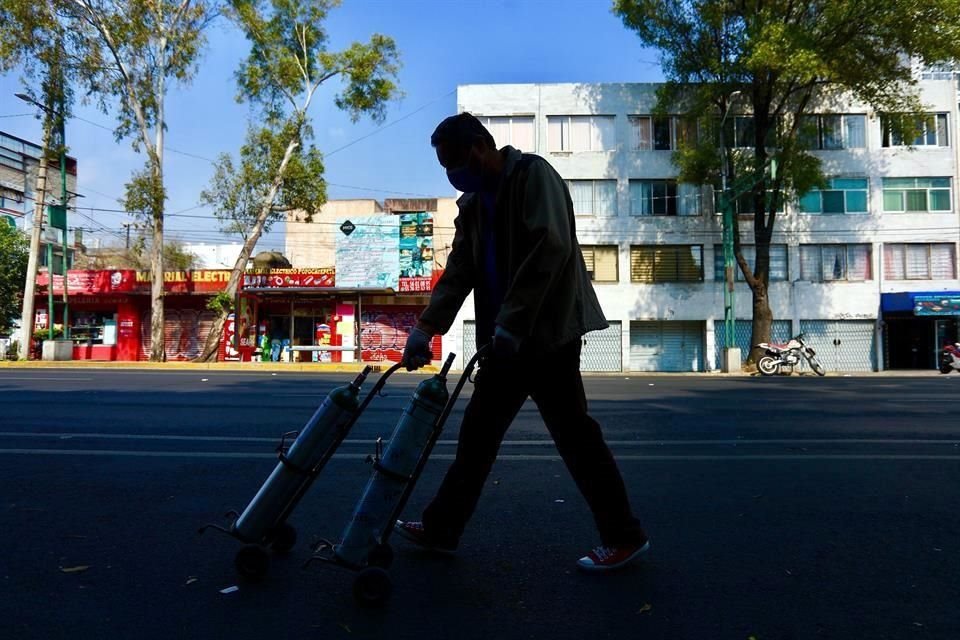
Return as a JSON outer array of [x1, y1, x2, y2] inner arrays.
[[755, 333, 826, 377], [939, 343, 960, 374]]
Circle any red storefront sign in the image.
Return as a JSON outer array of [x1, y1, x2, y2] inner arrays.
[[37, 269, 234, 295], [243, 268, 335, 289], [135, 270, 233, 293], [37, 270, 138, 295], [398, 277, 432, 293]]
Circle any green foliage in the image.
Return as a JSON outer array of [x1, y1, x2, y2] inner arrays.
[[203, 0, 400, 240], [58, 0, 214, 148], [122, 164, 167, 222], [33, 326, 63, 341], [614, 0, 960, 354], [0, 222, 28, 334], [614, 0, 960, 203], [207, 291, 234, 315], [201, 124, 328, 236], [163, 242, 198, 270]]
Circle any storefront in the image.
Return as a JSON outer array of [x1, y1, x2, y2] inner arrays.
[[241, 268, 440, 364], [33, 264, 443, 364], [881, 292, 960, 369], [35, 269, 232, 361]]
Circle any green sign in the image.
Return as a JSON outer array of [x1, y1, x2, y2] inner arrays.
[[914, 294, 960, 316], [3, 214, 15, 228], [47, 204, 67, 231]]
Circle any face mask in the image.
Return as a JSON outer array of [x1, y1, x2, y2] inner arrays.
[[446, 164, 484, 193]]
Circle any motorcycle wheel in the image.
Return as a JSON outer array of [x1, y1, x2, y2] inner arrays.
[[808, 356, 826, 377], [940, 361, 953, 374], [758, 356, 780, 376]]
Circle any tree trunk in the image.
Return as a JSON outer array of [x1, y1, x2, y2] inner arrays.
[[748, 282, 773, 363], [148, 197, 165, 361], [148, 64, 166, 362], [194, 134, 302, 362]]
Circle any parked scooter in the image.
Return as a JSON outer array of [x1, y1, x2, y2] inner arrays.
[[756, 333, 826, 377], [939, 343, 960, 374]]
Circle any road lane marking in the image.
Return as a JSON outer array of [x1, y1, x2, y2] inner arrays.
[[0, 377, 94, 381], [0, 448, 959, 461], [0, 433, 958, 446]]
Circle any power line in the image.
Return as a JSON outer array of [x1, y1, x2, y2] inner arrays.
[[325, 89, 457, 158]]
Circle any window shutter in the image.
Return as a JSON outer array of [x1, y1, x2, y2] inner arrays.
[[594, 246, 619, 282], [631, 247, 655, 282], [581, 246, 596, 274]]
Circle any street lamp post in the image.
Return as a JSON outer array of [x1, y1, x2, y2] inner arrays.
[[719, 90, 742, 373]]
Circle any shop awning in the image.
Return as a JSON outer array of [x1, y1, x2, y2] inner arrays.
[[881, 291, 960, 315], [243, 287, 396, 295]]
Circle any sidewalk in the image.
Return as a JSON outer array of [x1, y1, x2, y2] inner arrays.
[[0, 359, 441, 374]]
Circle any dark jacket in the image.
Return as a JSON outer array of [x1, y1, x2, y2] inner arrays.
[[419, 146, 608, 352]]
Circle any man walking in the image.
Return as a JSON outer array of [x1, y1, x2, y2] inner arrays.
[[399, 113, 648, 571]]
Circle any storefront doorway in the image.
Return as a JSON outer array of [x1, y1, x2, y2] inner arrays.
[[885, 315, 938, 369], [882, 292, 960, 370]]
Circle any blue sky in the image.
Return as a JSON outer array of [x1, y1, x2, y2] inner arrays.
[[0, 0, 661, 253]]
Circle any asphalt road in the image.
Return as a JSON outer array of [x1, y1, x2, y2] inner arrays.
[[1, 369, 958, 640]]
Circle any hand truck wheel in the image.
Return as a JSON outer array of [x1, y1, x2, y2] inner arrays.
[[234, 545, 269, 581], [269, 522, 297, 553], [353, 567, 392, 607]]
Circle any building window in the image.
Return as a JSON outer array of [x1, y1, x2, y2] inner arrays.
[[630, 245, 703, 283], [581, 245, 619, 283], [882, 177, 951, 212], [883, 243, 956, 280], [713, 244, 788, 281], [800, 244, 872, 282], [0, 191, 26, 214], [629, 180, 702, 216], [476, 115, 535, 151], [567, 180, 617, 216], [881, 114, 949, 147], [798, 178, 869, 214], [799, 114, 867, 149], [547, 115, 615, 152]]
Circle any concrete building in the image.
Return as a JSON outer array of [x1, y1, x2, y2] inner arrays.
[[450, 81, 960, 372], [281, 197, 459, 365], [1, 131, 79, 271]]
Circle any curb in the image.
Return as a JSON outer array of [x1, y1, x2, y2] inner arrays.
[[0, 360, 440, 374]]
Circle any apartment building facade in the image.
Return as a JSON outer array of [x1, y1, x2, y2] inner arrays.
[[1, 130, 79, 272], [448, 81, 960, 372]]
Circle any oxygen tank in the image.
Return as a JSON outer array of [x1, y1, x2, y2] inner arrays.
[[232, 367, 371, 542], [334, 361, 452, 567]]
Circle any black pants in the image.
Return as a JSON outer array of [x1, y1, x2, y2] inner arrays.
[[422, 339, 646, 547]]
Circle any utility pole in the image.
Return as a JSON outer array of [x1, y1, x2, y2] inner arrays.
[[122, 222, 134, 249], [17, 56, 70, 350], [16, 94, 53, 357]]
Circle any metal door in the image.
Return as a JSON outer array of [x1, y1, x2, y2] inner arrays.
[[580, 321, 622, 372], [798, 320, 876, 372], [630, 321, 704, 372], [462, 320, 477, 366]]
